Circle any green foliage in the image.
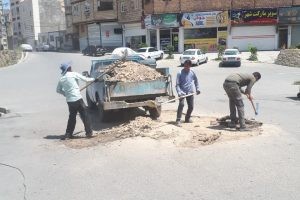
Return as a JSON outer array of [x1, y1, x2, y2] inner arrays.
[[248, 45, 258, 61], [138, 43, 148, 48], [201, 46, 208, 54], [296, 44, 300, 49], [217, 45, 225, 59], [166, 45, 174, 58]]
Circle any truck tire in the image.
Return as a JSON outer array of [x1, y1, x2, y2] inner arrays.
[[86, 91, 96, 109], [149, 106, 161, 120], [98, 104, 112, 122], [297, 92, 300, 98]]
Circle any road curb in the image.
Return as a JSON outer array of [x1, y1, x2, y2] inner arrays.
[[17, 52, 28, 64]]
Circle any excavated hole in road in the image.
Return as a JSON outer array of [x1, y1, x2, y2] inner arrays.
[[62, 110, 264, 149]]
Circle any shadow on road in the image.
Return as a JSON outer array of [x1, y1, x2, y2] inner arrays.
[[44, 107, 149, 140], [286, 97, 300, 101]]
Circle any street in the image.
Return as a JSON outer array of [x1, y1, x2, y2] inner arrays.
[[0, 52, 299, 200]]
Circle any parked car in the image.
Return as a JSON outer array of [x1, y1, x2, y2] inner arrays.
[[36, 43, 50, 51], [20, 44, 33, 52], [111, 47, 137, 57], [136, 47, 164, 60], [126, 54, 157, 68], [220, 49, 241, 67], [180, 49, 208, 66], [82, 45, 108, 56]]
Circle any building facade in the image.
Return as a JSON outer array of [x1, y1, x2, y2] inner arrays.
[[10, 0, 66, 50], [0, 0, 8, 50], [142, 0, 300, 52], [71, 0, 122, 51]]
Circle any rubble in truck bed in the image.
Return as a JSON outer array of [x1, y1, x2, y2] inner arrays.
[[101, 61, 164, 82]]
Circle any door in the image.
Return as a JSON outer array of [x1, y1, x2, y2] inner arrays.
[[278, 28, 288, 49], [172, 33, 179, 52]]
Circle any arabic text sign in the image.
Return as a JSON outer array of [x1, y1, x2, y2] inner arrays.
[[279, 7, 300, 24], [180, 11, 228, 28], [231, 8, 278, 25]]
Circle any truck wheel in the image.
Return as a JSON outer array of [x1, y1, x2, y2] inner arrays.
[[86, 91, 96, 109], [98, 104, 112, 122], [297, 92, 300, 98], [149, 106, 161, 120]]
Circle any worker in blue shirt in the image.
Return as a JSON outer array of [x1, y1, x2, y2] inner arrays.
[[56, 62, 95, 140], [176, 60, 200, 126]]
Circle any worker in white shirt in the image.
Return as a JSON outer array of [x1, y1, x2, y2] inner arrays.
[[56, 62, 95, 140]]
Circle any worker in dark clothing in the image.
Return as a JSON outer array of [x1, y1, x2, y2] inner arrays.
[[56, 62, 95, 139], [176, 60, 200, 126], [223, 72, 261, 131]]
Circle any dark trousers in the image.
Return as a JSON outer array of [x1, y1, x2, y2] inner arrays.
[[66, 99, 92, 135], [176, 95, 194, 121], [223, 82, 246, 128]]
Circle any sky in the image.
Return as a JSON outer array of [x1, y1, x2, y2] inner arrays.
[[3, 0, 10, 9]]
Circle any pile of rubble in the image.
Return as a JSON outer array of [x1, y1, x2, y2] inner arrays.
[[104, 61, 163, 82]]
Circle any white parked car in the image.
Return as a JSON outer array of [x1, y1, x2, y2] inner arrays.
[[36, 43, 50, 51], [20, 44, 33, 52], [180, 49, 208, 66], [137, 47, 164, 60], [221, 49, 241, 67]]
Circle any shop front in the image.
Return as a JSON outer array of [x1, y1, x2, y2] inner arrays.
[[278, 7, 300, 48], [144, 13, 180, 52], [123, 23, 146, 50], [179, 11, 229, 52], [228, 8, 278, 51]]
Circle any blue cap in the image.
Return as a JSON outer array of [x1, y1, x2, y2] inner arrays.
[[60, 62, 71, 75]]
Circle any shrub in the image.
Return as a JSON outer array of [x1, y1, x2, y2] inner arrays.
[[201, 46, 208, 54], [138, 43, 148, 48], [248, 45, 258, 61], [217, 45, 225, 60], [166, 45, 174, 59], [296, 44, 300, 49]]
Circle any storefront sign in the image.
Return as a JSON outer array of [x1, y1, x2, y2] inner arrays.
[[180, 11, 228, 28], [279, 7, 300, 24], [231, 8, 278, 25], [184, 38, 217, 52], [144, 14, 179, 28]]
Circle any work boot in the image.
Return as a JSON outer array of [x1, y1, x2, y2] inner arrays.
[[175, 120, 182, 127], [61, 133, 73, 140], [184, 119, 193, 123], [238, 126, 251, 132], [228, 122, 236, 128], [86, 132, 93, 138]]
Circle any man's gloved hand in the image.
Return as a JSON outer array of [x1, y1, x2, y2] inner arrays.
[[94, 78, 99, 82], [196, 90, 201, 95]]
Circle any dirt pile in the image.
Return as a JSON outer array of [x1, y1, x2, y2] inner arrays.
[[62, 110, 264, 149], [106, 61, 163, 82]]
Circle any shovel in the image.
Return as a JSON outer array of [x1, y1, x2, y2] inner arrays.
[[147, 93, 196, 113], [249, 98, 258, 115]]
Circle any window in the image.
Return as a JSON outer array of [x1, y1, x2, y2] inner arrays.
[[149, 48, 155, 52], [50, 35, 54, 42], [133, 0, 139, 10], [97, 0, 113, 11], [120, 1, 126, 12]]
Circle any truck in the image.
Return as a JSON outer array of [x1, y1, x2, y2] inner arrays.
[[82, 55, 174, 121]]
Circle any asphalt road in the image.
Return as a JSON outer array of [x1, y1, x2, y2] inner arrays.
[[0, 52, 299, 200]]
